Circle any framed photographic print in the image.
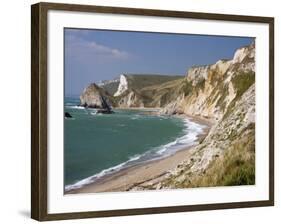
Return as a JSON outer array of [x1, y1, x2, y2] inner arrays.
[[31, 2, 274, 221]]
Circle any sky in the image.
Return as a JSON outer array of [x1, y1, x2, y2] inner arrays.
[[65, 28, 254, 96]]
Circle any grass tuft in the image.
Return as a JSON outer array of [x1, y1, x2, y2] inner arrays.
[[232, 71, 255, 98]]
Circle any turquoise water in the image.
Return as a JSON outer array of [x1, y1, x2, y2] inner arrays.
[[64, 97, 203, 191]]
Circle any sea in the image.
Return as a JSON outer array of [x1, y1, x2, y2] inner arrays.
[[64, 97, 205, 191]]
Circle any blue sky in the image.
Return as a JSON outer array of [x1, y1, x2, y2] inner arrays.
[[65, 28, 254, 96]]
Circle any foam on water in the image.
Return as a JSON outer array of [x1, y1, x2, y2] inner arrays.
[[66, 105, 85, 110], [155, 118, 204, 156]]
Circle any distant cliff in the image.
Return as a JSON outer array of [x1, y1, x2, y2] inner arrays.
[[83, 74, 184, 108]]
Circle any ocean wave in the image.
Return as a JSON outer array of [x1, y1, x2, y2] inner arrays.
[[65, 117, 205, 192], [130, 114, 142, 120], [128, 154, 141, 161], [90, 111, 98, 115], [155, 118, 205, 156], [66, 105, 85, 110], [65, 117, 75, 120]]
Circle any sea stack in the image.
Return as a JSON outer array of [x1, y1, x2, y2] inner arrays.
[[80, 83, 114, 114]]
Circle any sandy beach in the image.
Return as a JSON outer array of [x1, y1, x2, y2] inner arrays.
[[66, 115, 213, 194]]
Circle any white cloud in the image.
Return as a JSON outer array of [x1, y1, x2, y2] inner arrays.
[[65, 33, 130, 61], [87, 41, 129, 58]]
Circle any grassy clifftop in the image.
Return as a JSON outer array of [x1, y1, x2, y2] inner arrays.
[[125, 74, 184, 90]]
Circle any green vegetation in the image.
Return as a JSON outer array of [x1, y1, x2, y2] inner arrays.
[[218, 128, 255, 186], [223, 71, 255, 120], [125, 74, 184, 91], [232, 71, 255, 98], [223, 160, 255, 186], [133, 77, 199, 108], [100, 82, 120, 96]]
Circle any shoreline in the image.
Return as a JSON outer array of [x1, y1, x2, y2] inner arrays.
[[114, 107, 161, 111], [66, 113, 212, 194]]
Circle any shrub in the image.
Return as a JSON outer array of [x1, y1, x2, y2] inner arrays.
[[232, 71, 255, 98]]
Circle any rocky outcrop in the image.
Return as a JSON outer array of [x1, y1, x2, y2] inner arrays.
[[80, 83, 113, 112], [65, 112, 72, 118]]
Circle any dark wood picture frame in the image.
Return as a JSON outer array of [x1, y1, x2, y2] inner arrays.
[[31, 2, 274, 221]]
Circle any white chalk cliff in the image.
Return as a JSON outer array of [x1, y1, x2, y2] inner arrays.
[[114, 74, 128, 97]]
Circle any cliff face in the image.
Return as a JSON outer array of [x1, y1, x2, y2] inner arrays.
[[116, 90, 145, 108], [113, 74, 146, 107], [114, 74, 129, 97], [161, 84, 255, 189], [161, 42, 255, 121]]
